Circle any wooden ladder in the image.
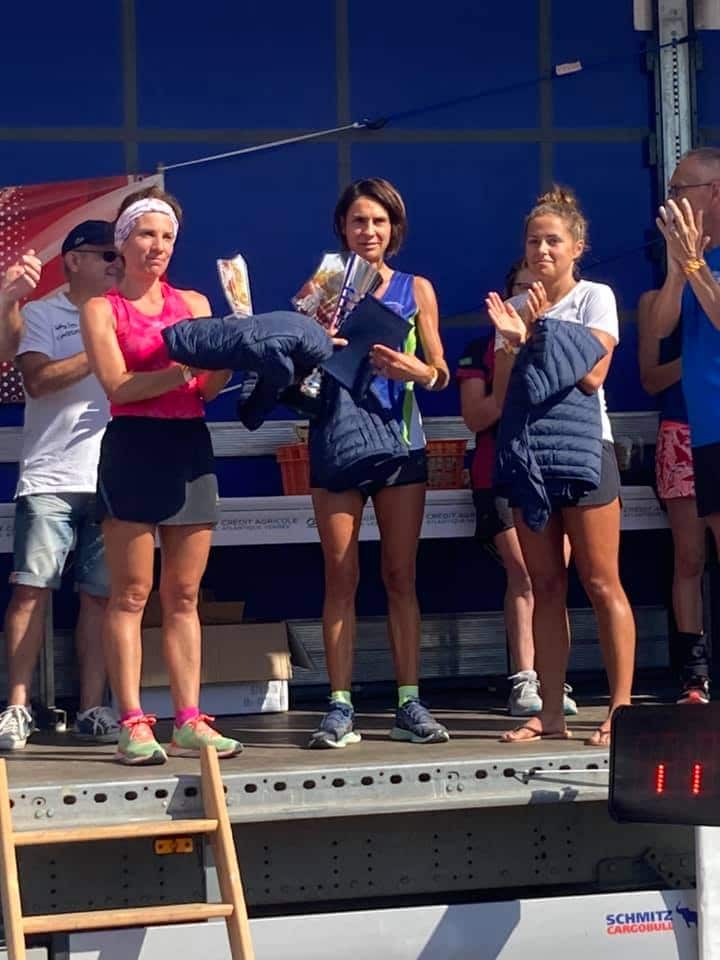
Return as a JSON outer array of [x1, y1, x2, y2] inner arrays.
[[0, 745, 255, 960]]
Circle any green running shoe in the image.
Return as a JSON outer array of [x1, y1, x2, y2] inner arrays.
[[116, 714, 167, 766], [168, 714, 243, 758]]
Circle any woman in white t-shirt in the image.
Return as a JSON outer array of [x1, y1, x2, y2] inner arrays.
[[486, 186, 636, 746]]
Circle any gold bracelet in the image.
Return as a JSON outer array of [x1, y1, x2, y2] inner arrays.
[[502, 340, 520, 356], [683, 258, 706, 276]]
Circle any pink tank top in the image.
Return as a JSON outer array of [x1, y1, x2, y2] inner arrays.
[[106, 282, 205, 419]]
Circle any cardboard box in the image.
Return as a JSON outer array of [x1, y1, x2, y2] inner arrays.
[[138, 680, 289, 719], [140, 622, 292, 687], [141, 590, 245, 629], [131, 592, 294, 716]]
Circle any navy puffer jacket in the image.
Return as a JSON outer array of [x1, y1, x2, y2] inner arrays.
[[494, 318, 608, 531], [162, 311, 333, 430], [309, 375, 409, 492]]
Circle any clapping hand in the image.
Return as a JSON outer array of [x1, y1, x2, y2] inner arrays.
[[486, 281, 547, 347], [519, 281, 548, 325], [486, 293, 526, 346], [1, 250, 41, 302], [657, 198, 710, 268]]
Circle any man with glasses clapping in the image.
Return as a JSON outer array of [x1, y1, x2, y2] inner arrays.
[[650, 147, 720, 705], [0, 221, 123, 751]]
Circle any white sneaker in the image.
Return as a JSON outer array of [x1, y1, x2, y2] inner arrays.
[[73, 706, 121, 744], [562, 683, 579, 716], [0, 705, 35, 750], [507, 674, 580, 717], [507, 671, 542, 716]]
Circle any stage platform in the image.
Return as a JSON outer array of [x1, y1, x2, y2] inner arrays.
[[2, 696, 623, 831]]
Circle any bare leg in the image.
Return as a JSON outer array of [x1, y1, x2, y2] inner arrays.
[[494, 528, 534, 673], [102, 519, 155, 717], [665, 498, 706, 634], [4, 585, 50, 707], [705, 513, 720, 554], [157, 524, 213, 715], [75, 591, 109, 711], [504, 512, 570, 740], [311, 488, 364, 691], [562, 498, 636, 743], [372, 482, 425, 685]]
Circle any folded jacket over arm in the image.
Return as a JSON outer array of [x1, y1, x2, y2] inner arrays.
[[494, 318, 608, 531], [162, 311, 334, 430]]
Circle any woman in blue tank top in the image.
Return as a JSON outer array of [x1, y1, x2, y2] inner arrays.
[[308, 178, 450, 750], [638, 289, 707, 702]]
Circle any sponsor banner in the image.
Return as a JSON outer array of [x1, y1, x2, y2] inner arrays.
[[0, 487, 666, 552]]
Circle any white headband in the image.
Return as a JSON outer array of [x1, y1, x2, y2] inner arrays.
[[114, 198, 180, 248]]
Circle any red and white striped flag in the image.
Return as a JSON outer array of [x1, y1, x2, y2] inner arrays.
[[0, 173, 162, 402]]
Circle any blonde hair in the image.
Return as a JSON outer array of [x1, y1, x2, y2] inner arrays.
[[525, 184, 588, 248]]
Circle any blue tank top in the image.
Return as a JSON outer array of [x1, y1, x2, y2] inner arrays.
[[682, 246, 720, 445], [369, 271, 425, 450], [658, 321, 687, 424]]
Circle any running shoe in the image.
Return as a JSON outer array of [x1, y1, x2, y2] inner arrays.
[[507, 670, 542, 716], [0, 705, 34, 751], [116, 714, 167, 766], [73, 706, 121, 744], [507, 672, 578, 717], [677, 677, 710, 705], [562, 683, 579, 716], [390, 699, 450, 744], [168, 714, 242, 758], [308, 700, 361, 749]]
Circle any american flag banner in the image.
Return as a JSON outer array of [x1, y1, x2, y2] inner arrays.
[[0, 173, 162, 402]]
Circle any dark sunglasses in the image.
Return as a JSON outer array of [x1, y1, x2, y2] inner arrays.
[[73, 249, 123, 263]]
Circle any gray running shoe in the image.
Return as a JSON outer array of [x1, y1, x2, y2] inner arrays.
[[309, 701, 361, 749], [73, 706, 121, 743], [508, 672, 579, 716], [0, 705, 34, 751], [390, 699, 450, 744], [507, 671, 542, 716], [562, 683, 579, 716]]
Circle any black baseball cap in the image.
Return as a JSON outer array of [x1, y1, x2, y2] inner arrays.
[[61, 220, 115, 255]]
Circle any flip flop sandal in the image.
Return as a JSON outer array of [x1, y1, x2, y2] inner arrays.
[[585, 727, 611, 747], [500, 724, 573, 743]]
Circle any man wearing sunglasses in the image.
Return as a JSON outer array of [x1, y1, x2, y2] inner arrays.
[[650, 147, 720, 706], [0, 221, 123, 751]]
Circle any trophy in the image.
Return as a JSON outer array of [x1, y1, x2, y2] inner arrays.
[[292, 253, 382, 397], [217, 253, 253, 317]]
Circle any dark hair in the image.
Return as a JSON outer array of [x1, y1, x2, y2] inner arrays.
[[504, 258, 528, 299], [333, 178, 407, 257], [525, 184, 588, 248], [116, 184, 183, 224]]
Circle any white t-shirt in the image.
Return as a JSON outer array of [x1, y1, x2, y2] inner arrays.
[[15, 292, 109, 497], [495, 279, 618, 442]]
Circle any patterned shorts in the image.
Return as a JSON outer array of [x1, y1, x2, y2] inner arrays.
[[655, 420, 695, 500]]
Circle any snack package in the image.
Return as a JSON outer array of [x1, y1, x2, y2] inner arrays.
[[217, 254, 253, 317], [291, 252, 347, 328]]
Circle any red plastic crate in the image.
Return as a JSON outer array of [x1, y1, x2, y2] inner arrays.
[[426, 439, 468, 489], [276, 442, 310, 495]]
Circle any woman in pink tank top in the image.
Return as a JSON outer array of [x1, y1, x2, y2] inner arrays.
[[80, 185, 242, 766]]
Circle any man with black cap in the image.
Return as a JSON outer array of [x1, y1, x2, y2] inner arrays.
[[0, 220, 123, 750]]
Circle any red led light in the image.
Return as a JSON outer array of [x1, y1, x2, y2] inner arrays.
[[655, 763, 666, 794], [691, 763, 703, 796]]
